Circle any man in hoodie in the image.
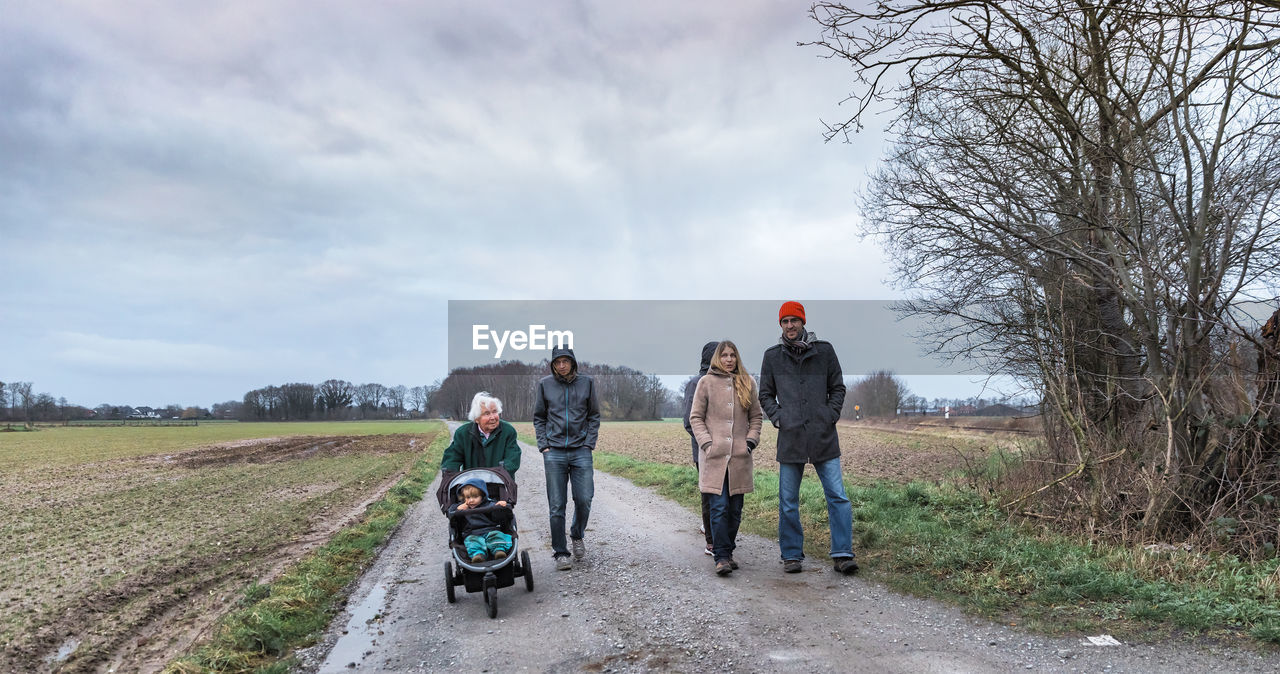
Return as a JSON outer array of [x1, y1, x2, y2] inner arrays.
[[759, 301, 858, 575], [533, 347, 601, 571], [683, 341, 718, 555]]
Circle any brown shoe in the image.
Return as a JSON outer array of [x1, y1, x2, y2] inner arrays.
[[493, 550, 507, 560], [729, 558, 739, 570], [783, 559, 802, 573], [834, 557, 859, 575], [470, 553, 486, 563], [715, 560, 733, 576]]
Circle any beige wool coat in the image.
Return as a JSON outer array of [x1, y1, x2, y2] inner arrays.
[[689, 371, 763, 496]]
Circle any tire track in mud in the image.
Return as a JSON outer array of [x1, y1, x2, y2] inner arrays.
[[7, 434, 423, 674]]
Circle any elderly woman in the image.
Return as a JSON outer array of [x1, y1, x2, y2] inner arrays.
[[440, 392, 521, 476]]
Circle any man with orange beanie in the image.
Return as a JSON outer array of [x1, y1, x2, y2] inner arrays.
[[759, 301, 858, 575]]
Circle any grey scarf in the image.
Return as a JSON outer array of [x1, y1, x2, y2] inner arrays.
[[780, 328, 817, 356]]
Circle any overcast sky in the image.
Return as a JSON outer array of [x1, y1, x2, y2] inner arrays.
[[2, 1, 1005, 408]]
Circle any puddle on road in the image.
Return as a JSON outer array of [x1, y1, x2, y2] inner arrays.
[[318, 582, 388, 673], [44, 638, 80, 665]]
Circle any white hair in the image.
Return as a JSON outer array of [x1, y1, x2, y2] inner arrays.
[[468, 392, 503, 422]]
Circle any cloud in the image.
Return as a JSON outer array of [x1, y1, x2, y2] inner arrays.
[[1, 1, 917, 407], [50, 331, 289, 377]]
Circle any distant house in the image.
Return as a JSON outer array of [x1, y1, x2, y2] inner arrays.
[[972, 403, 1024, 417]]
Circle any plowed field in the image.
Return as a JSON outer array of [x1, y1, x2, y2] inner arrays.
[[0, 426, 441, 673], [508, 419, 1024, 483]]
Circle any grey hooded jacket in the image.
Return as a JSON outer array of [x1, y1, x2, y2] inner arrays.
[[533, 346, 602, 451]]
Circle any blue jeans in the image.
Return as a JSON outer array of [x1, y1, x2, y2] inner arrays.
[[707, 472, 744, 562], [543, 447, 594, 557], [778, 457, 853, 561]]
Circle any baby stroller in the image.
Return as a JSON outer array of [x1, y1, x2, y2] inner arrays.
[[436, 466, 534, 618]]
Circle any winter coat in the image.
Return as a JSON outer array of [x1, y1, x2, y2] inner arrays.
[[682, 341, 720, 464], [446, 477, 509, 536], [689, 371, 762, 496], [533, 346, 601, 451], [439, 420, 521, 476], [758, 340, 846, 464]]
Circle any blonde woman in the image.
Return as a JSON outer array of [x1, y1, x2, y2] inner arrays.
[[689, 340, 763, 575]]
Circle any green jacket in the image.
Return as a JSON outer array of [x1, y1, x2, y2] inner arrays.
[[440, 420, 521, 476]]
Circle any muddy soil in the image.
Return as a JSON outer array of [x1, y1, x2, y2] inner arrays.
[[3, 434, 422, 674], [296, 429, 1280, 673], [165, 434, 416, 468]]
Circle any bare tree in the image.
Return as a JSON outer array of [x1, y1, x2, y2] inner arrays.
[[409, 385, 427, 417], [354, 383, 386, 419], [317, 379, 354, 419], [847, 371, 909, 418], [809, 0, 1280, 544], [10, 382, 34, 423], [280, 383, 317, 420], [386, 385, 407, 418]]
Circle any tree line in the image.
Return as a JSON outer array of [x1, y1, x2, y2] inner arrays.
[[0, 381, 208, 423], [431, 360, 682, 422], [842, 371, 1034, 418], [234, 380, 440, 421]]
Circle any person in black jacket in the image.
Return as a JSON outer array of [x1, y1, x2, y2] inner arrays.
[[759, 301, 858, 575], [683, 341, 718, 555], [533, 346, 601, 571]]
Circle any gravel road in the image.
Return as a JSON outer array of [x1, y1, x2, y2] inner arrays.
[[295, 430, 1279, 673]]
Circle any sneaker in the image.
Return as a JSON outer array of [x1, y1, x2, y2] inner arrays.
[[833, 557, 859, 575], [470, 553, 486, 563], [715, 560, 733, 576], [555, 554, 572, 571], [729, 558, 739, 570], [571, 537, 585, 559], [493, 550, 507, 560], [782, 559, 802, 574], [704, 543, 714, 556]]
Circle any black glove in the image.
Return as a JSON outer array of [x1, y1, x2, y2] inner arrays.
[[747, 439, 757, 452]]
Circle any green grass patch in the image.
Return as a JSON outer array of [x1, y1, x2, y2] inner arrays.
[[164, 424, 450, 673], [585, 443, 1280, 648]]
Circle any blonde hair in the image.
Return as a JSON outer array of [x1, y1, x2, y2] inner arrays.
[[710, 340, 755, 410], [459, 484, 484, 500]]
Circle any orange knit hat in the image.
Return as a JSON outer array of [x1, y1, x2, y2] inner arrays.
[[778, 301, 806, 324]]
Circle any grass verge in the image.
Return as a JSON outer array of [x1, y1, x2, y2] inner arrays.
[[164, 423, 450, 673], [588, 450, 1280, 649]]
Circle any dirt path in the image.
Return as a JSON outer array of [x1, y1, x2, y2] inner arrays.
[[296, 430, 1279, 673]]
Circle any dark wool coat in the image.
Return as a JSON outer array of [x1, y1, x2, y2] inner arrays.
[[690, 372, 762, 496], [758, 340, 846, 464], [439, 419, 521, 476]]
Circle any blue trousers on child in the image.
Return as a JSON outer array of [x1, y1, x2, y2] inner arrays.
[[464, 530, 513, 559]]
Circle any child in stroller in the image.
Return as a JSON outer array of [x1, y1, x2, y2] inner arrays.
[[448, 477, 513, 563], [437, 466, 533, 617]]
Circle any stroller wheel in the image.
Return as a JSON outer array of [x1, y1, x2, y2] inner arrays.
[[521, 550, 534, 592], [485, 584, 498, 619], [444, 561, 456, 604]]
